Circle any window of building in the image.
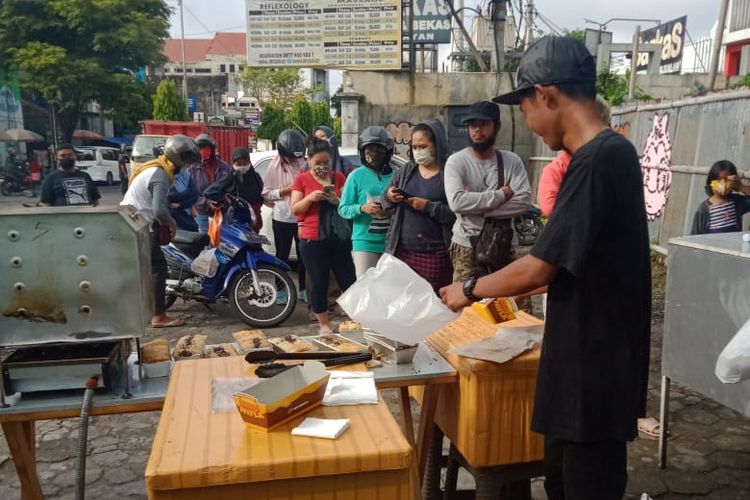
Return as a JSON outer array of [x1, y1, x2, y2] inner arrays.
[[229, 64, 235, 73], [163, 68, 169, 73], [185, 68, 193, 73], [220, 64, 226, 73], [194, 68, 211, 74]]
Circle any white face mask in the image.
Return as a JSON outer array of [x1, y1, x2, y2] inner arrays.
[[413, 148, 434, 166], [233, 164, 251, 174]]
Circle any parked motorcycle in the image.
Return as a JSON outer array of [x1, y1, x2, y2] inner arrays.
[[514, 205, 544, 246], [0, 162, 36, 197], [162, 195, 297, 327]]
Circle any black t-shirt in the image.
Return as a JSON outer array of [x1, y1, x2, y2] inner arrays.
[[530, 129, 651, 443], [40, 170, 101, 206]]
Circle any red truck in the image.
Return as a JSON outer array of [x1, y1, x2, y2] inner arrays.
[[138, 120, 254, 163]]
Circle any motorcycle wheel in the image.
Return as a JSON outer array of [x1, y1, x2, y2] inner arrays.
[[23, 183, 36, 198], [1, 181, 10, 196], [515, 214, 542, 246], [229, 263, 297, 327]]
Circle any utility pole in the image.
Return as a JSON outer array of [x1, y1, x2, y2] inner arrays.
[[627, 25, 641, 101], [708, 0, 730, 91], [524, 0, 535, 48], [491, 0, 507, 72], [178, 0, 189, 115]]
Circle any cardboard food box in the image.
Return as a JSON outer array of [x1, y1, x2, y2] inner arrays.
[[471, 297, 518, 324], [232, 361, 329, 431]]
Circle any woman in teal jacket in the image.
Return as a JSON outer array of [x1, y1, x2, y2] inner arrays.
[[338, 126, 395, 278]]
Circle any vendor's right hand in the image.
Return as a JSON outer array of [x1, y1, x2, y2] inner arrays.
[[307, 190, 328, 202], [208, 200, 221, 210], [360, 203, 385, 216], [386, 187, 405, 204]]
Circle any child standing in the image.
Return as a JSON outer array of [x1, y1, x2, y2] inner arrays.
[[691, 160, 750, 235]]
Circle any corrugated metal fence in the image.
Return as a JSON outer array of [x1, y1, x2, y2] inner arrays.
[[527, 90, 750, 252]]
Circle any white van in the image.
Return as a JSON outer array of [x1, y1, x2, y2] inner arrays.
[[74, 146, 120, 185]]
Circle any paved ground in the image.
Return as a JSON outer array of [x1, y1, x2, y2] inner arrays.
[[1, 190, 749, 498]]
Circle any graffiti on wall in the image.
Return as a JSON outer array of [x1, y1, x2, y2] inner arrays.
[[385, 121, 414, 158], [640, 114, 673, 221]]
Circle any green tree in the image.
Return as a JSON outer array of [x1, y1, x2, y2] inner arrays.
[[257, 103, 289, 144], [311, 101, 332, 130], [238, 67, 303, 108], [333, 116, 342, 142], [152, 79, 188, 121], [287, 96, 315, 136], [564, 29, 586, 44], [0, 0, 170, 142], [596, 70, 652, 106], [464, 53, 491, 72], [330, 84, 343, 117]]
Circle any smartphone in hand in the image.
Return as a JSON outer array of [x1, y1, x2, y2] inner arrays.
[[323, 185, 335, 196]]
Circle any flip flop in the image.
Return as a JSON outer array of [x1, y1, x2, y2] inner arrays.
[[151, 318, 185, 328], [638, 417, 667, 439]]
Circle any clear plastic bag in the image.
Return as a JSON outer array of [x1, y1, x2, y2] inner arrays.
[[336, 254, 458, 345], [191, 248, 220, 277], [715, 317, 750, 384]]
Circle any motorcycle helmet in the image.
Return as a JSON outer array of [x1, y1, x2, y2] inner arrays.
[[163, 135, 201, 168], [358, 125, 394, 166], [276, 129, 305, 160], [195, 133, 216, 150]]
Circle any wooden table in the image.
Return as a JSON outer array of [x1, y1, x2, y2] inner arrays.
[[0, 356, 168, 500], [145, 356, 419, 499], [416, 309, 545, 499], [0, 343, 456, 499]]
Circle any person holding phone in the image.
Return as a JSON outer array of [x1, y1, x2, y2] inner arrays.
[[291, 139, 356, 333], [338, 126, 395, 278], [382, 120, 456, 292]]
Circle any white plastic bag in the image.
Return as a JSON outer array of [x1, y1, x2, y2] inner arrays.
[[191, 248, 219, 277], [336, 254, 458, 345], [716, 317, 750, 384]]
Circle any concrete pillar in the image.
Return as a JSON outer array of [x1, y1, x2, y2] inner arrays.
[[339, 73, 363, 150]]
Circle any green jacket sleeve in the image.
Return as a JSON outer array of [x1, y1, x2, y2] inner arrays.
[[338, 173, 363, 220]]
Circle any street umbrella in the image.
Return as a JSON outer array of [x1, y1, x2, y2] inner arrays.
[[0, 128, 44, 142], [73, 129, 105, 141]]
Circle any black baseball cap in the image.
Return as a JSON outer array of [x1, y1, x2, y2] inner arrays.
[[493, 36, 596, 105], [462, 101, 500, 124]]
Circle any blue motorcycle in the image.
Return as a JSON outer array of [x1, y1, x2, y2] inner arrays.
[[162, 195, 297, 327]]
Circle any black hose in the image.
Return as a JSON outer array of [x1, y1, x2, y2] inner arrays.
[[75, 376, 98, 500]]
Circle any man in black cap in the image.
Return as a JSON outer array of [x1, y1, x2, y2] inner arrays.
[[443, 100, 531, 281], [440, 36, 651, 500]]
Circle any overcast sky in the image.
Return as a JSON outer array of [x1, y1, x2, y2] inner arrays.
[[167, 0, 721, 93], [168, 0, 718, 41]]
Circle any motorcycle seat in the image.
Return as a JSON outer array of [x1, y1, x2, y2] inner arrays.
[[173, 230, 209, 247]]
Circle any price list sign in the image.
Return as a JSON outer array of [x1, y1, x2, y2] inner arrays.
[[246, 0, 402, 69]]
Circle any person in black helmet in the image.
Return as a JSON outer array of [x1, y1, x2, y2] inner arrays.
[[262, 129, 308, 302], [188, 133, 232, 233], [441, 37, 651, 500], [203, 147, 264, 233], [338, 125, 395, 278], [122, 134, 201, 328]]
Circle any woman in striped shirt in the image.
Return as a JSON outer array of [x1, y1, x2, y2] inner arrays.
[[691, 160, 750, 234]]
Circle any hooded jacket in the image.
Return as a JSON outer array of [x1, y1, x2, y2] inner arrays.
[[315, 126, 355, 176], [380, 119, 456, 254]]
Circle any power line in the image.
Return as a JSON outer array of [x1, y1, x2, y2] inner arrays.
[[183, 25, 244, 37], [183, 2, 237, 54]]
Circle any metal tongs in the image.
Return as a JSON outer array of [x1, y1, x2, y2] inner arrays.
[[245, 350, 372, 378]]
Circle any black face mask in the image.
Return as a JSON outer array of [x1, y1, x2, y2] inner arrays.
[[59, 158, 75, 170]]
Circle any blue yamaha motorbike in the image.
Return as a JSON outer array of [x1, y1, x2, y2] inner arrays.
[[162, 196, 297, 327]]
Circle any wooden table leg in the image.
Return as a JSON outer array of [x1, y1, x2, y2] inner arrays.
[[398, 386, 416, 446], [416, 383, 441, 483], [2, 421, 43, 500]]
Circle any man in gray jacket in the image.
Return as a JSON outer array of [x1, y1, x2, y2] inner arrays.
[[444, 101, 531, 281]]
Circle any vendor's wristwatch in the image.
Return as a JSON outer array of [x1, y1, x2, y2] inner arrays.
[[463, 276, 480, 303]]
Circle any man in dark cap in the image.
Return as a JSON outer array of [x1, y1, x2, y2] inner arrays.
[[440, 36, 651, 500], [443, 100, 531, 281]]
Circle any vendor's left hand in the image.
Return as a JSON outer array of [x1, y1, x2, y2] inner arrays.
[[406, 196, 428, 212], [208, 200, 221, 210], [440, 282, 471, 311]]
